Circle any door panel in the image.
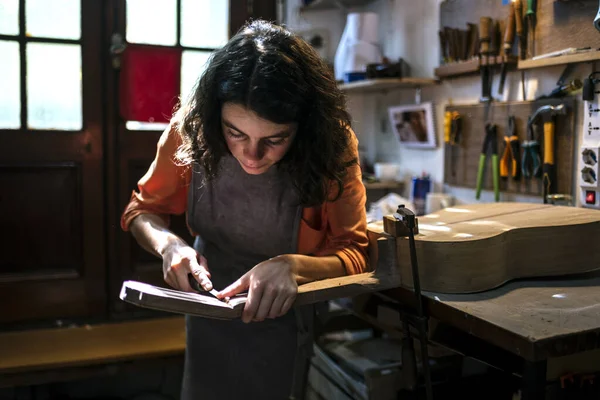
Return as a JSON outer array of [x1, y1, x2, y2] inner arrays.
[[0, 164, 82, 275], [0, 0, 105, 324]]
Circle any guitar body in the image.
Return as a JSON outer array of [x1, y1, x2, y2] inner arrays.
[[371, 203, 600, 294]]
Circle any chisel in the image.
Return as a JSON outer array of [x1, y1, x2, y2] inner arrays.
[[188, 273, 229, 304], [479, 16, 492, 102], [498, 0, 516, 95]]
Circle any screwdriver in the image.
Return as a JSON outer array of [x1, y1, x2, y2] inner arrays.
[[498, 1, 515, 95]]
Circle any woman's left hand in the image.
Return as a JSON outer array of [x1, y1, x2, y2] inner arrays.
[[218, 255, 298, 323]]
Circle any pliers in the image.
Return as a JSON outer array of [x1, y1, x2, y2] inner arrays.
[[500, 115, 521, 180], [521, 116, 542, 179], [476, 123, 500, 201]]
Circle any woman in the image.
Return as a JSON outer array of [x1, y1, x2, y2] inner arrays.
[[121, 20, 369, 399]]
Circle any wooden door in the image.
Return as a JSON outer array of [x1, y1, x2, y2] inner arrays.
[[106, 0, 277, 316], [0, 0, 105, 324]]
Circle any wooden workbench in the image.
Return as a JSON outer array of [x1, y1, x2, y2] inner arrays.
[[371, 270, 600, 400]]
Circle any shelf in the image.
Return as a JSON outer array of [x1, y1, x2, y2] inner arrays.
[[300, 0, 376, 12], [518, 50, 600, 70], [435, 55, 518, 79], [435, 58, 479, 78], [338, 77, 439, 93]]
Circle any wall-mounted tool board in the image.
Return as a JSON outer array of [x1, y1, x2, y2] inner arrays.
[[443, 98, 576, 197], [440, 0, 600, 59]]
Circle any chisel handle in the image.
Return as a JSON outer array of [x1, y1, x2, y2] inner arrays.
[[515, 0, 524, 37], [504, 1, 516, 55], [479, 16, 492, 55]]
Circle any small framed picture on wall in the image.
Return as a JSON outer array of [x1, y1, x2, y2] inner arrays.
[[388, 102, 437, 149]]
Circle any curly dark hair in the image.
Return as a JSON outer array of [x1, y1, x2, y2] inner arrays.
[[174, 19, 356, 206]]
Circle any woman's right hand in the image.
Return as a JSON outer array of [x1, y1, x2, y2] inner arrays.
[[162, 244, 212, 292]]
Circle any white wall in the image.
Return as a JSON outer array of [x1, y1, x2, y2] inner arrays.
[[283, 0, 590, 206]]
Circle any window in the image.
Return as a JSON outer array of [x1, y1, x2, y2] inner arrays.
[[0, 0, 83, 130]]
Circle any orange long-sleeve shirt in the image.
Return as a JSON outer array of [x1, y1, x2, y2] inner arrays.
[[120, 125, 369, 275]]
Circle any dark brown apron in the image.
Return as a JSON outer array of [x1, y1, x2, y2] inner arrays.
[[181, 154, 306, 399]]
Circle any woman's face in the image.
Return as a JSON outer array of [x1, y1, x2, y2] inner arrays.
[[221, 103, 297, 175]]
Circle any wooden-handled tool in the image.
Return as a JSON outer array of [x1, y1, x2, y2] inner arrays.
[[479, 16, 492, 101], [498, 1, 516, 95], [514, 0, 527, 99], [514, 0, 524, 58]]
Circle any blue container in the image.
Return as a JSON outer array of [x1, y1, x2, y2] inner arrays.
[[343, 72, 367, 83], [411, 176, 431, 215]]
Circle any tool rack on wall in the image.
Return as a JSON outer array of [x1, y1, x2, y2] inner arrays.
[[443, 98, 576, 198], [436, 0, 600, 81]]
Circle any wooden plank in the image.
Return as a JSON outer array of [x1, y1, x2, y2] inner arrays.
[[443, 98, 576, 199], [519, 50, 600, 70], [435, 56, 518, 79], [0, 317, 185, 374], [435, 58, 480, 78]]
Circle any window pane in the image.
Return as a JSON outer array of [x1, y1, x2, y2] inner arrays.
[[181, 0, 229, 48], [26, 0, 80, 40], [126, 0, 176, 46], [0, 0, 19, 35], [181, 50, 212, 104], [0, 41, 20, 129], [27, 43, 82, 130]]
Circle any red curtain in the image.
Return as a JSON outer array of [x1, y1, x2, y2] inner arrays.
[[119, 44, 182, 123]]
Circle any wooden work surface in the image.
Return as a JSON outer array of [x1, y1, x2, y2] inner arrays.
[[444, 98, 576, 198], [420, 270, 600, 362], [0, 317, 185, 375]]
